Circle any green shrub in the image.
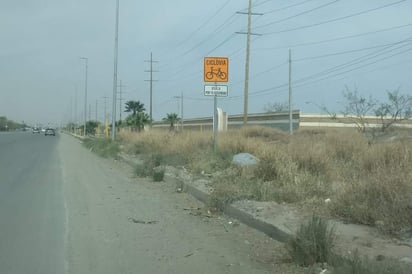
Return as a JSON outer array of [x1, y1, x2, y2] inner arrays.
[[287, 215, 335, 267], [134, 153, 165, 179], [134, 163, 152, 177], [208, 170, 255, 211], [153, 167, 165, 182], [83, 138, 120, 158], [189, 150, 232, 175]]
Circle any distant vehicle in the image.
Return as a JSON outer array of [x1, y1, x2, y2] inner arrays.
[[44, 128, 55, 136], [32, 128, 40, 133]]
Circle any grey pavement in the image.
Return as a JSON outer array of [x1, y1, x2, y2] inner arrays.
[[0, 131, 65, 274], [0, 132, 280, 274]]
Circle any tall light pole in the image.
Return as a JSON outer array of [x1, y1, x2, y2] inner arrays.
[[74, 84, 78, 128], [80, 57, 88, 136], [174, 92, 184, 131], [289, 49, 293, 135], [111, 0, 120, 140]]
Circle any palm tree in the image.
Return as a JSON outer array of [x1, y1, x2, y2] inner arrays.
[[126, 112, 151, 131], [163, 113, 180, 131], [124, 101, 150, 131], [125, 100, 145, 116]]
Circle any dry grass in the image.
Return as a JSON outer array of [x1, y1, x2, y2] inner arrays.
[[287, 215, 336, 267], [118, 127, 412, 235]]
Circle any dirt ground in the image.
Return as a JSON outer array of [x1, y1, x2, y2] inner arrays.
[[62, 135, 311, 274], [162, 165, 412, 270], [232, 199, 412, 263]]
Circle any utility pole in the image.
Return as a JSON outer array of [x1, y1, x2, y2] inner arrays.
[[289, 49, 293, 135], [70, 96, 73, 124], [80, 57, 88, 136], [117, 80, 127, 124], [174, 92, 184, 131], [102, 96, 109, 124], [89, 104, 91, 121], [95, 100, 98, 121], [236, 0, 262, 126], [180, 91, 183, 131], [111, 0, 119, 140], [74, 85, 78, 127], [145, 52, 158, 123]]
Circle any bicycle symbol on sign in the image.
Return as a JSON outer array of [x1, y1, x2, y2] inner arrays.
[[205, 66, 227, 80]]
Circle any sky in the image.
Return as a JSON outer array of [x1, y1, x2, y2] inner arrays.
[[1, 0, 412, 126]]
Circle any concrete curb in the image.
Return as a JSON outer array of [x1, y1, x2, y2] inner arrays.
[[119, 153, 292, 243], [64, 131, 86, 140]]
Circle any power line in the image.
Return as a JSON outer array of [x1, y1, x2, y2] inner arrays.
[[225, 39, 412, 100], [248, 43, 412, 98], [294, 37, 412, 85], [255, 0, 340, 30], [232, 61, 288, 86], [255, 23, 412, 50], [237, 0, 270, 13], [293, 39, 412, 62], [158, 0, 233, 60], [159, 14, 240, 73], [205, 33, 238, 56], [262, 0, 407, 35], [179, 0, 232, 44], [178, 14, 239, 57], [253, 0, 271, 8], [163, 33, 238, 83], [294, 45, 412, 88], [265, 0, 316, 14]]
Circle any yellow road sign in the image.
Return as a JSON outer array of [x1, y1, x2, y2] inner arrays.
[[204, 57, 228, 82]]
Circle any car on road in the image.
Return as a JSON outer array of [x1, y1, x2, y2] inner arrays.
[[44, 128, 56, 136], [32, 127, 40, 133]]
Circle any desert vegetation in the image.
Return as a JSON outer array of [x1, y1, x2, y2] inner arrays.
[[117, 126, 412, 236], [81, 125, 412, 272], [286, 216, 411, 273]]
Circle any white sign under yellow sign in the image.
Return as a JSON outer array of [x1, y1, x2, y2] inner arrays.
[[204, 85, 228, 97]]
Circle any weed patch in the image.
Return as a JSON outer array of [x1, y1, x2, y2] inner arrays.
[[331, 251, 412, 274], [153, 167, 165, 182], [83, 138, 120, 158], [118, 127, 412, 235], [287, 216, 335, 266]]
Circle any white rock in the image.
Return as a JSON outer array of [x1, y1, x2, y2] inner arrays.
[[232, 153, 259, 167], [400, 257, 412, 264]]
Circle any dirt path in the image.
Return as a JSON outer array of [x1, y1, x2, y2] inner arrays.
[[58, 135, 291, 274]]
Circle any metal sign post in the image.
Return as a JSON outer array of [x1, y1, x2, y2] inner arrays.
[[213, 94, 218, 152], [204, 56, 229, 152]]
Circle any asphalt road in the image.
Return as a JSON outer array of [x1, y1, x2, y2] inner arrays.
[[0, 131, 65, 274], [0, 131, 281, 274]]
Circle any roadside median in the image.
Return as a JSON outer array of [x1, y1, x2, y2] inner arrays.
[[119, 151, 293, 243], [118, 151, 412, 267], [75, 129, 412, 271]]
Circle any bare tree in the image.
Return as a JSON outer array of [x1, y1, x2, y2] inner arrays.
[[375, 89, 412, 132], [264, 101, 289, 113], [341, 86, 377, 132]]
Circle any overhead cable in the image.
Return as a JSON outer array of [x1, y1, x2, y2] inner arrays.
[[262, 0, 407, 35]]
